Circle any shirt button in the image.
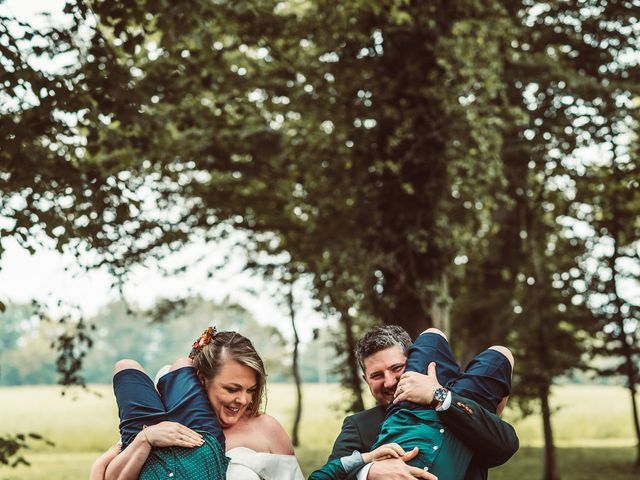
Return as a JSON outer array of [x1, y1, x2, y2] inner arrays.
[[168, 474, 174, 478], [440, 428, 445, 433], [433, 446, 438, 450]]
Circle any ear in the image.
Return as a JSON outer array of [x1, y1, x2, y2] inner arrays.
[[196, 371, 206, 385]]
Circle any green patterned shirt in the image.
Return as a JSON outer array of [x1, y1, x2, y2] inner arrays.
[[309, 408, 472, 480], [373, 407, 472, 480], [139, 433, 228, 480]]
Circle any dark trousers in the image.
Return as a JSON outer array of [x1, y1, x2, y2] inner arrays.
[[390, 331, 512, 415]]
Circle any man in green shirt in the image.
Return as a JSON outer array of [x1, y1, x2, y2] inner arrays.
[[310, 326, 518, 480]]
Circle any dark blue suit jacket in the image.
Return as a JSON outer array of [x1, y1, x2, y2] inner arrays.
[[323, 392, 519, 480]]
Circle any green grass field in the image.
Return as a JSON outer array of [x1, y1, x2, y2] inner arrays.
[[0, 384, 638, 479]]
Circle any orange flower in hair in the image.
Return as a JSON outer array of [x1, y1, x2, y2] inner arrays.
[[189, 326, 217, 359]]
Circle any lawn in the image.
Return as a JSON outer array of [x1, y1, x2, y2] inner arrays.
[[0, 384, 637, 479]]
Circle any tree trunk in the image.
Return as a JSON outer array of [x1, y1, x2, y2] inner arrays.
[[287, 286, 303, 446], [533, 306, 560, 480], [613, 276, 640, 469], [341, 308, 365, 412], [430, 271, 451, 337], [540, 386, 560, 480], [327, 291, 364, 412], [608, 224, 640, 468], [628, 381, 640, 469], [525, 203, 560, 480], [317, 328, 328, 384]]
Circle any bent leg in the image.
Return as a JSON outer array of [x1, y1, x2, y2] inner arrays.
[[114, 358, 145, 376], [489, 346, 514, 415], [405, 328, 460, 386], [168, 356, 192, 372], [450, 346, 514, 413], [420, 327, 448, 341], [157, 358, 225, 447], [113, 359, 167, 447], [489, 346, 514, 369]]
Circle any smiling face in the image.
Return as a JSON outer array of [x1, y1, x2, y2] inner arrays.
[[362, 344, 407, 407], [204, 359, 258, 428]]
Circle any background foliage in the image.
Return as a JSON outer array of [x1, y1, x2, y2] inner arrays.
[[1, 0, 639, 477]]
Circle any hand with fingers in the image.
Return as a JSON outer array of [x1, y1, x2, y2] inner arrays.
[[140, 421, 204, 448], [367, 455, 438, 480], [89, 441, 122, 480], [393, 362, 442, 406], [362, 443, 419, 464]]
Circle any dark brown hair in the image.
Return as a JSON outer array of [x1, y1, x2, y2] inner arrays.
[[355, 325, 412, 372]]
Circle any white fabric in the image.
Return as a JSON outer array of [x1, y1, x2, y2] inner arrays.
[[356, 462, 372, 480], [435, 390, 453, 411], [154, 364, 171, 386], [226, 447, 305, 480]]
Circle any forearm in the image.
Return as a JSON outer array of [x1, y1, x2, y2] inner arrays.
[[325, 417, 368, 480], [90, 445, 121, 480], [309, 456, 358, 480], [437, 393, 519, 467], [105, 432, 153, 480]]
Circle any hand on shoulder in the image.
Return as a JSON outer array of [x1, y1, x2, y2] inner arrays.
[[393, 363, 442, 405]]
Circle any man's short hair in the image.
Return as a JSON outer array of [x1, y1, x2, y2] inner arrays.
[[355, 325, 412, 372]]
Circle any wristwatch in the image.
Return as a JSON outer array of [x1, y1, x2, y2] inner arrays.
[[429, 387, 449, 409]]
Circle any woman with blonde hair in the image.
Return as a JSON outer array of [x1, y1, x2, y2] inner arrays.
[[90, 326, 304, 480]]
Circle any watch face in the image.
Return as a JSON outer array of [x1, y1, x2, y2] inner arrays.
[[435, 388, 448, 402]]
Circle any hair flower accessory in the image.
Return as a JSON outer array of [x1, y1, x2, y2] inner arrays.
[[189, 326, 217, 359]]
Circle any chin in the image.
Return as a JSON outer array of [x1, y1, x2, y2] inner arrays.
[[220, 417, 237, 429], [222, 412, 245, 428]]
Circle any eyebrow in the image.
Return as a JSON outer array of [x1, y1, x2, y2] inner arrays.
[[224, 382, 258, 389]]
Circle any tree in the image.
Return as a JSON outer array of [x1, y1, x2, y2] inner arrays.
[[574, 142, 640, 468], [2, 0, 638, 443], [451, 2, 640, 478], [3, 0, 515, 405], [0, 0, 506, 466], [0, 4, 116, 258], [286, 283, 303, 446], [0, 302, 56, 385]]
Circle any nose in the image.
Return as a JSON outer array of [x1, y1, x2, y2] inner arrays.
[[383, 371, 397, 390], [235, 391, 249, 406]]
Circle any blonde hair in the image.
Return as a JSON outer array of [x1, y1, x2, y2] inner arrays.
[[191, 330, 266, 416]]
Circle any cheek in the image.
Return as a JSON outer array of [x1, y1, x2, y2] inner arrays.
[[367, 380, 381, 393], [206, 388, 226, 413]]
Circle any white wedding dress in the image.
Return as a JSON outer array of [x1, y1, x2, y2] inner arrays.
[[226, 446, 305, 480]]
